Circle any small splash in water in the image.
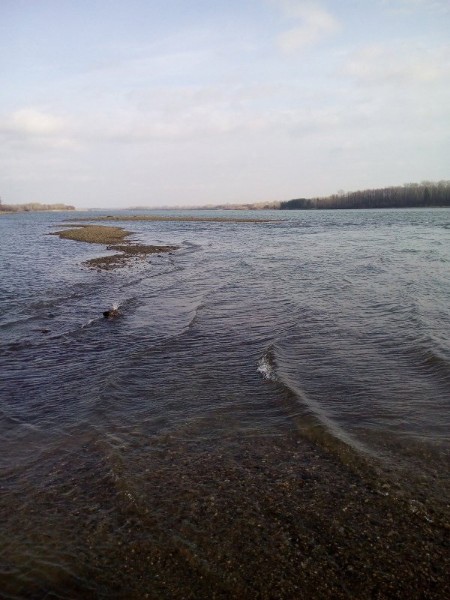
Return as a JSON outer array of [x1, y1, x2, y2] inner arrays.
[[81, 318, 95, 328], [257, 350, 277, 381]]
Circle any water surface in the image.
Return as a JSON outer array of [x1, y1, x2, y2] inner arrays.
[[1, 208, 449, 598]]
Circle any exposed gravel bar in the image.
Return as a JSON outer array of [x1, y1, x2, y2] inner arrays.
[[50, 224, 178, 270]]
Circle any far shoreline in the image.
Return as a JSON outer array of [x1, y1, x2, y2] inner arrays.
[[65, 214, 274, 224]]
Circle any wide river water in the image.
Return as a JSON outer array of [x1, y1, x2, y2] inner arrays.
[[1, 208, 449, 598]]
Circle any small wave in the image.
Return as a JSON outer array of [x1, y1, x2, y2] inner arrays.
[[257, 349, 278, 381], [406, 337, 450, 390], [81, 318, 96, 328], [180, 241, 203, 255]]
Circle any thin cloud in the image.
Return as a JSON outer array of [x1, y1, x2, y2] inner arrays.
[[0, 84, 344, 148], [0, 108, 77, 151], [272, 1, 340, 53], [89, 84, 344, 144], [381, 0, 450, 14], [342, 43, 450, 85], [8, 109, 66, 137]]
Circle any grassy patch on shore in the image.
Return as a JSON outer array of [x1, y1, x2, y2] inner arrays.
[[51, 224, 178, 270]]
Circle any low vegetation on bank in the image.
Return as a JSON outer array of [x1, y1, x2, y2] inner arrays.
[[0, 202, 75, 213]]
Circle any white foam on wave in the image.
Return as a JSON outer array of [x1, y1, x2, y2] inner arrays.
[[257, 353, 277, 382]]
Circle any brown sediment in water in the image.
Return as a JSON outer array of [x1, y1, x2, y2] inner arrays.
[[2, 429, 448, 599], [50, 224, 178, 270]]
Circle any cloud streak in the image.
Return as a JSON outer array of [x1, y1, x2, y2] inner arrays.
[[381, 0, 450, 14], [273, 1, 340, 52], [0, 108, 78, 151], [343, 43, 450, 85], [5, 109, 66, 137]]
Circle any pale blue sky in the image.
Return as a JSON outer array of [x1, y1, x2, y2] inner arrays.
[[1, 0, 449, 208]]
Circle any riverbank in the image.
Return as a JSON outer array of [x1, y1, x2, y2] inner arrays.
[[50, 224, 178, 270]]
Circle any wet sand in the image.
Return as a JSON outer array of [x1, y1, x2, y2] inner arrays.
[[1, 429, 448, 599], [50, 224, 178, 270]]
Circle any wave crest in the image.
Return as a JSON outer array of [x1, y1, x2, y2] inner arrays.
[[257, 348, 277, 381]]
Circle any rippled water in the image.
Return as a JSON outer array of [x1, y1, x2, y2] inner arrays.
[[1, 208, 449, 597]]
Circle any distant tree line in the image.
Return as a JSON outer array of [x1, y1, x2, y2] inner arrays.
[[280, 181, 450, 210], [0, 200, 75, 212]]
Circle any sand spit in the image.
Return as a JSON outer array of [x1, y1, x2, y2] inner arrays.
[[50, 224, 178, 270], [51, 224, 131, 244]]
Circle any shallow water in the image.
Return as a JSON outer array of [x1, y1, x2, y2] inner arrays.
[[1, 208, 449, 597]]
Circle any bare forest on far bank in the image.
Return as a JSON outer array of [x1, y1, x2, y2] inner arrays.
[[280, 181, 450, 210]]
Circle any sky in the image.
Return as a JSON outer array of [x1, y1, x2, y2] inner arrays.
[[1, 0, 449, 209]]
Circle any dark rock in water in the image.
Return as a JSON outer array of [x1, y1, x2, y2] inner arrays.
[[103, 309, 120, 319]]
